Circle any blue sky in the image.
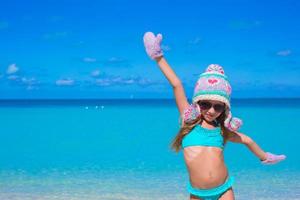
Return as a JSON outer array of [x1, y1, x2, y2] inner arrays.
[[0, 0, 299, 99]]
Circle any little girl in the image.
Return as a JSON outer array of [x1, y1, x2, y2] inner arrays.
[[143, 32, 286, 200]]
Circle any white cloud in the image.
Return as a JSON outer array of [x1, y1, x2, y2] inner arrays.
[[189, 37, 201, 45], [161, 45, 171, 51], [91, 69, 101, 77], [56, 78, 75, 86], [137, 78, 153, 86], [26, 85, 35, 90], [7, 75, 19, 80], [95, 78, 111, 86], [95, 76, 135, 86], [21, 77, 37, 85], [6, 74, 40, 89], [94, 75, 160, 87], [7, 64, 19, 74], [111, 77, 122, 83], [123, 79, 135, 84], [108, 57, 125, 62], [102, 57, 130, 68], [83, 57, 97, 62], [277, 50, 291, 56]]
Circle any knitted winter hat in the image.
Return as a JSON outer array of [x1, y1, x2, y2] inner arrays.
[[192, 64, 231, 108]]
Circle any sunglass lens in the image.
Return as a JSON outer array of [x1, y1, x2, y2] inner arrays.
[[214, 104, 225, 112], [199, 102, 211, 110]]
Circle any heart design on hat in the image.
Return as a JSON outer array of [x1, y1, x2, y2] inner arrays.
[[208, 78, 218, 85]]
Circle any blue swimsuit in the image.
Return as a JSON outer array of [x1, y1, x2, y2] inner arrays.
[[182, 124, 224, 149], [182, 124, 234, 200]]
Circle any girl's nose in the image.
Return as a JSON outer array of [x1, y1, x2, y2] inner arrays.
[[208, 107, 216, 114]]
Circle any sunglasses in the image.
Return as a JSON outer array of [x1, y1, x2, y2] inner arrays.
[[198, 101, 225, 113]]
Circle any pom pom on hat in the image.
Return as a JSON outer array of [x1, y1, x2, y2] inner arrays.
[[206, 64, 225, 75], [224, 111, 243, 132]]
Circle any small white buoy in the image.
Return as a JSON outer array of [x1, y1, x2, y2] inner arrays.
[[101, 105, 104, 109], [85, 106, 89, 109]]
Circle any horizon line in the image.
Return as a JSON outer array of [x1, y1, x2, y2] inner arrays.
[[0, 97, 299, 100]]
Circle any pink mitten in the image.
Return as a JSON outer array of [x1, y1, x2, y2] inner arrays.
[[224, 111, 243, 132], [261, 152, 286, 165], [143, 32, 163, 60]]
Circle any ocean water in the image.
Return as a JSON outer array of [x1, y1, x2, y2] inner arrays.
[[0, 99, 299, 200]]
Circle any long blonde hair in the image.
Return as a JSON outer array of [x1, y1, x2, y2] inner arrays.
[[171, 107, 233, 152]]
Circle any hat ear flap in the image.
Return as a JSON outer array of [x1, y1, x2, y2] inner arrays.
[[224, 110, 243, 132], [179, 103, 201, 127]]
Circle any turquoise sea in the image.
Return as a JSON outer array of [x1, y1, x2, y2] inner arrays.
[[0, 99, 299, 200]]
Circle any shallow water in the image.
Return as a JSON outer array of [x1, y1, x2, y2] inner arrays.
[[0, 99, 299, 199]]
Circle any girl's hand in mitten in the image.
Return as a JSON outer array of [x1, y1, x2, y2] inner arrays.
[[261, 152, 286, 165], [143, 32, 163, 60]]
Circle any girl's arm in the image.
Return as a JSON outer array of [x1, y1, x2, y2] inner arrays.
[[143, 32, 190, 115], [227, 131, 267, 160], [155, 57, 190, 115], [227, 131, 286, 164]]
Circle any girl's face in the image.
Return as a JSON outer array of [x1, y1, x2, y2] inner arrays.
[[198, 100, 225, 122]]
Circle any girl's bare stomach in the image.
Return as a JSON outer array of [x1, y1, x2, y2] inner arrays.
[[183, 146, 228, 189]]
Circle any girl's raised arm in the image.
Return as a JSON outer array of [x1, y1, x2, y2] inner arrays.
[[155, 57, 189, 115], [143, 32, 189, 115]]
